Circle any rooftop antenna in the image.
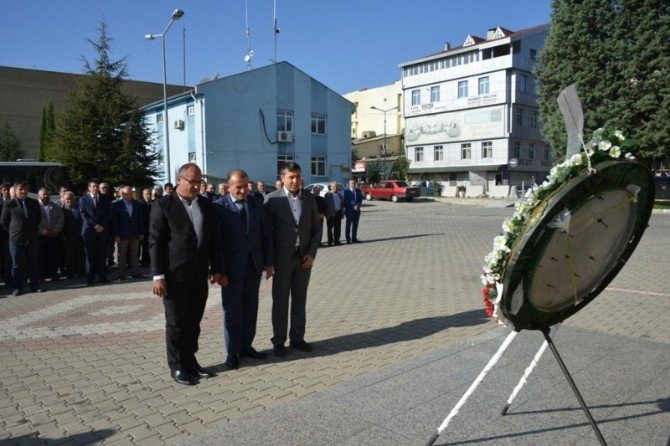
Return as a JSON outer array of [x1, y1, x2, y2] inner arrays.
[[244, 0, 254, 69], [182, 24, 186, 90], [273, 0, 280, 62]]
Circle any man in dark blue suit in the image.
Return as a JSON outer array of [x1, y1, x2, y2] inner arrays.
[[79, 180, 111, 285], [214, 169, 273, 369], [111, 185, 144, 281], [343, 179, 363, 243]]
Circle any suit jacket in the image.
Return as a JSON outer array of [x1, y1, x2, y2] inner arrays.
[[264, 188, 321, 271], [343, 188, 363, 218], [324, 191, 344, 218], [111, 199, 144, 240], [0, 197, 42, 245], [139, 199, 152, 236], [62, 207, 83, 241], [79, 194, 111, 237], [38, 201, 65, 236], [149, 194, 222, 284], [214, 193, 272, 280]]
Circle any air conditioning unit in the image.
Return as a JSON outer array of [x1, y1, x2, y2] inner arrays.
[[277, 131, 294, 142], [362, 130, 376, 139], [174, 119, 185, 130]]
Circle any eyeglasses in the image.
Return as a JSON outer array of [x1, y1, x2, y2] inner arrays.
[[179, 176, 201, 185]]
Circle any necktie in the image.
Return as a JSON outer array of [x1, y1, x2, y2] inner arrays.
[[21, 200, 28, 218], [238, 202, 248, 233], [93, 196, 98, 209]]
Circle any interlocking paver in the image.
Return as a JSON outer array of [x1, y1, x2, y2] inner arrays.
[[0, 200, 666, 444]]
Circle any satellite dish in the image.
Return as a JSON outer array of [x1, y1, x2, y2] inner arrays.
[[500, 160, 654, 330], [509, 158, 518, 168]]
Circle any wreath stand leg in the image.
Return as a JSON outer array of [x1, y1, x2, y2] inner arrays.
[[542, 327, 607, 446], [425, 329, 519, 446], [501, 323, 561, 415]]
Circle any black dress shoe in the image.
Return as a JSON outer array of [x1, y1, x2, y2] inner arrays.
[[334, 241, 342, 245], [116, 276, 127, 282], [273, 345, 288, 357], [224, 354, 239, 370], [11, 289, 22, 296], [99, 278, 110, 284], [353, 238, 361, 243], [192, 365, 217, 378], [239, 348, 269, 360], [289, 340, 314, 352], [30, 287, 43, 293], [131, 273, 145, 279], [171, 369, 198, 386]]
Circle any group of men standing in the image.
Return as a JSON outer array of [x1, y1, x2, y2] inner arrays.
[[319, 180, 363, 246], [150, 162, 324, 386]]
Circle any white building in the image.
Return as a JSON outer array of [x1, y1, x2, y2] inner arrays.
[[400, 24, 551, 197], [141, 62, 355, 186], [343, 81, 403, 140]]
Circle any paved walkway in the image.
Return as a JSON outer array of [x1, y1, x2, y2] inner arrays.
[[0, 199, 668, 445]]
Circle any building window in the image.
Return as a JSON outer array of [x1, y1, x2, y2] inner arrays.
[[277, 110, 294, 132], [187, 105, 195, 115], [430, 86, 440, 103], [529, 143, 535, 160], [530, 49, 537, 62], [188, 152, 196, 162], [519, 74, 528, 93], [311, 156, 326, 176], [156, 114, 163, 124], [531, 111, 538, 129], [434, 145, 443, 161], [461, 143, 471, 159], [545, 145, 551, 160], [311, 113, 326, 134], [516, 108, 525, 126], [513, 141, 521, 159], [411, 89, 421, 106], [415, 147, 424, 162], [277, 154, 294, 174], [482, 141, 493, 158], [458, 80, 469, 98], [478, 76, 490, 95]]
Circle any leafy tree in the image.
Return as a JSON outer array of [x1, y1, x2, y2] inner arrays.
[[39, 101, 56, 161], [0, 119, 26, 161], [390, 154, 410, 180], [366, 161, 383, 184], [536, 0, 670, 161], [51, 22, 159, 193]]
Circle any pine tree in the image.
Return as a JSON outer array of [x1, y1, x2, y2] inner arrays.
[[0, 119, 26, 161], [536, 0, 670, 161], [52, 22, 159, 193]]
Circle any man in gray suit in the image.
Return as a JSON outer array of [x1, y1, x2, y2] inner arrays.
[[324, 182, 344, 246], [264, 162, 322, 356]]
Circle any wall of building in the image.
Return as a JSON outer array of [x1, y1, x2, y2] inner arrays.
[[0, 66, 185, 160], [343, 81, 403, 140]]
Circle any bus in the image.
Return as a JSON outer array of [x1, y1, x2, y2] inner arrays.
[[0, 161, 69, 194]]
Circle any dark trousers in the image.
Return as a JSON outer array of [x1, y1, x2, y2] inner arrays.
[[9, 242, 39, 291], [326, 211, 342, 244], [163, 276, 209, 372], [39, 236, 60, 279], [221, 255, 262, 355], [0, 238, 11, 285], [83, 231, 108, 282], [271, 249, 311, 346], [63, 238, 85, 277], [139, 235, 150, 267], [345, 211, 361, 242]]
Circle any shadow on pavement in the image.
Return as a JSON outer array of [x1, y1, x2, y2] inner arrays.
[[504, 396, 670, 416], [352, 233, 444, 244], [8, 429, 116, 445]]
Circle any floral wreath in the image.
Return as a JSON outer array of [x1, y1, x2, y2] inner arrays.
[[481, 128, 636, 326]]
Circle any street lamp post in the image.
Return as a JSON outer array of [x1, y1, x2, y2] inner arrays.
[[146, 8, 184, 184], [370, 105, 398, 179]]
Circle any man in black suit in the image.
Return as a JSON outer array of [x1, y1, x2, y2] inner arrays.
[[150, 163, 222, 386], [0, 181, 42, 295], [264, 162, 322, 356], [0, 182, 12, 286], [324, 182, 344, 246], [139, 188, 153, 267], [79, 180, 111, 285]]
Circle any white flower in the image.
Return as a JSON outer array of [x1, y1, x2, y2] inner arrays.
[[614, 130, 625, 140], [598, 140, 612, 151], [493, 236, 510, 253], [586, 146, 595, 156], [625, 152, 636, 159], [502, 219, 514, 234], [609, 145, 621, 158], [570, 153, 583, 166]]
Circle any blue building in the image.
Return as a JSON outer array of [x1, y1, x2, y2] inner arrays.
[[141, 62, 355, 186]]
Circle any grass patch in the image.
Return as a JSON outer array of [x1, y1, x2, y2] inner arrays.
[[654, 199, 670, 210]]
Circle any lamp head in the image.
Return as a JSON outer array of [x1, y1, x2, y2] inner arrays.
[[172, 9, 185, 20], [144, 34, 156, 40]]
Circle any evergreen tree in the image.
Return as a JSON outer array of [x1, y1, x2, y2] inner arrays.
[[0, 119, 26, 161], [536, 0, 670, 161], [390, 154, 410, 180], [52, 22, 159, 193]]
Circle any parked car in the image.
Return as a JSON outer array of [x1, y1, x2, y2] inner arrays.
[[411, 181, 436, 197], [362, 180, 421, 202], [304, 182, 345, 197]]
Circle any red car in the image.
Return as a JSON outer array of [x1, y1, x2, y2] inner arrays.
[[362, 180, 421, 202]]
